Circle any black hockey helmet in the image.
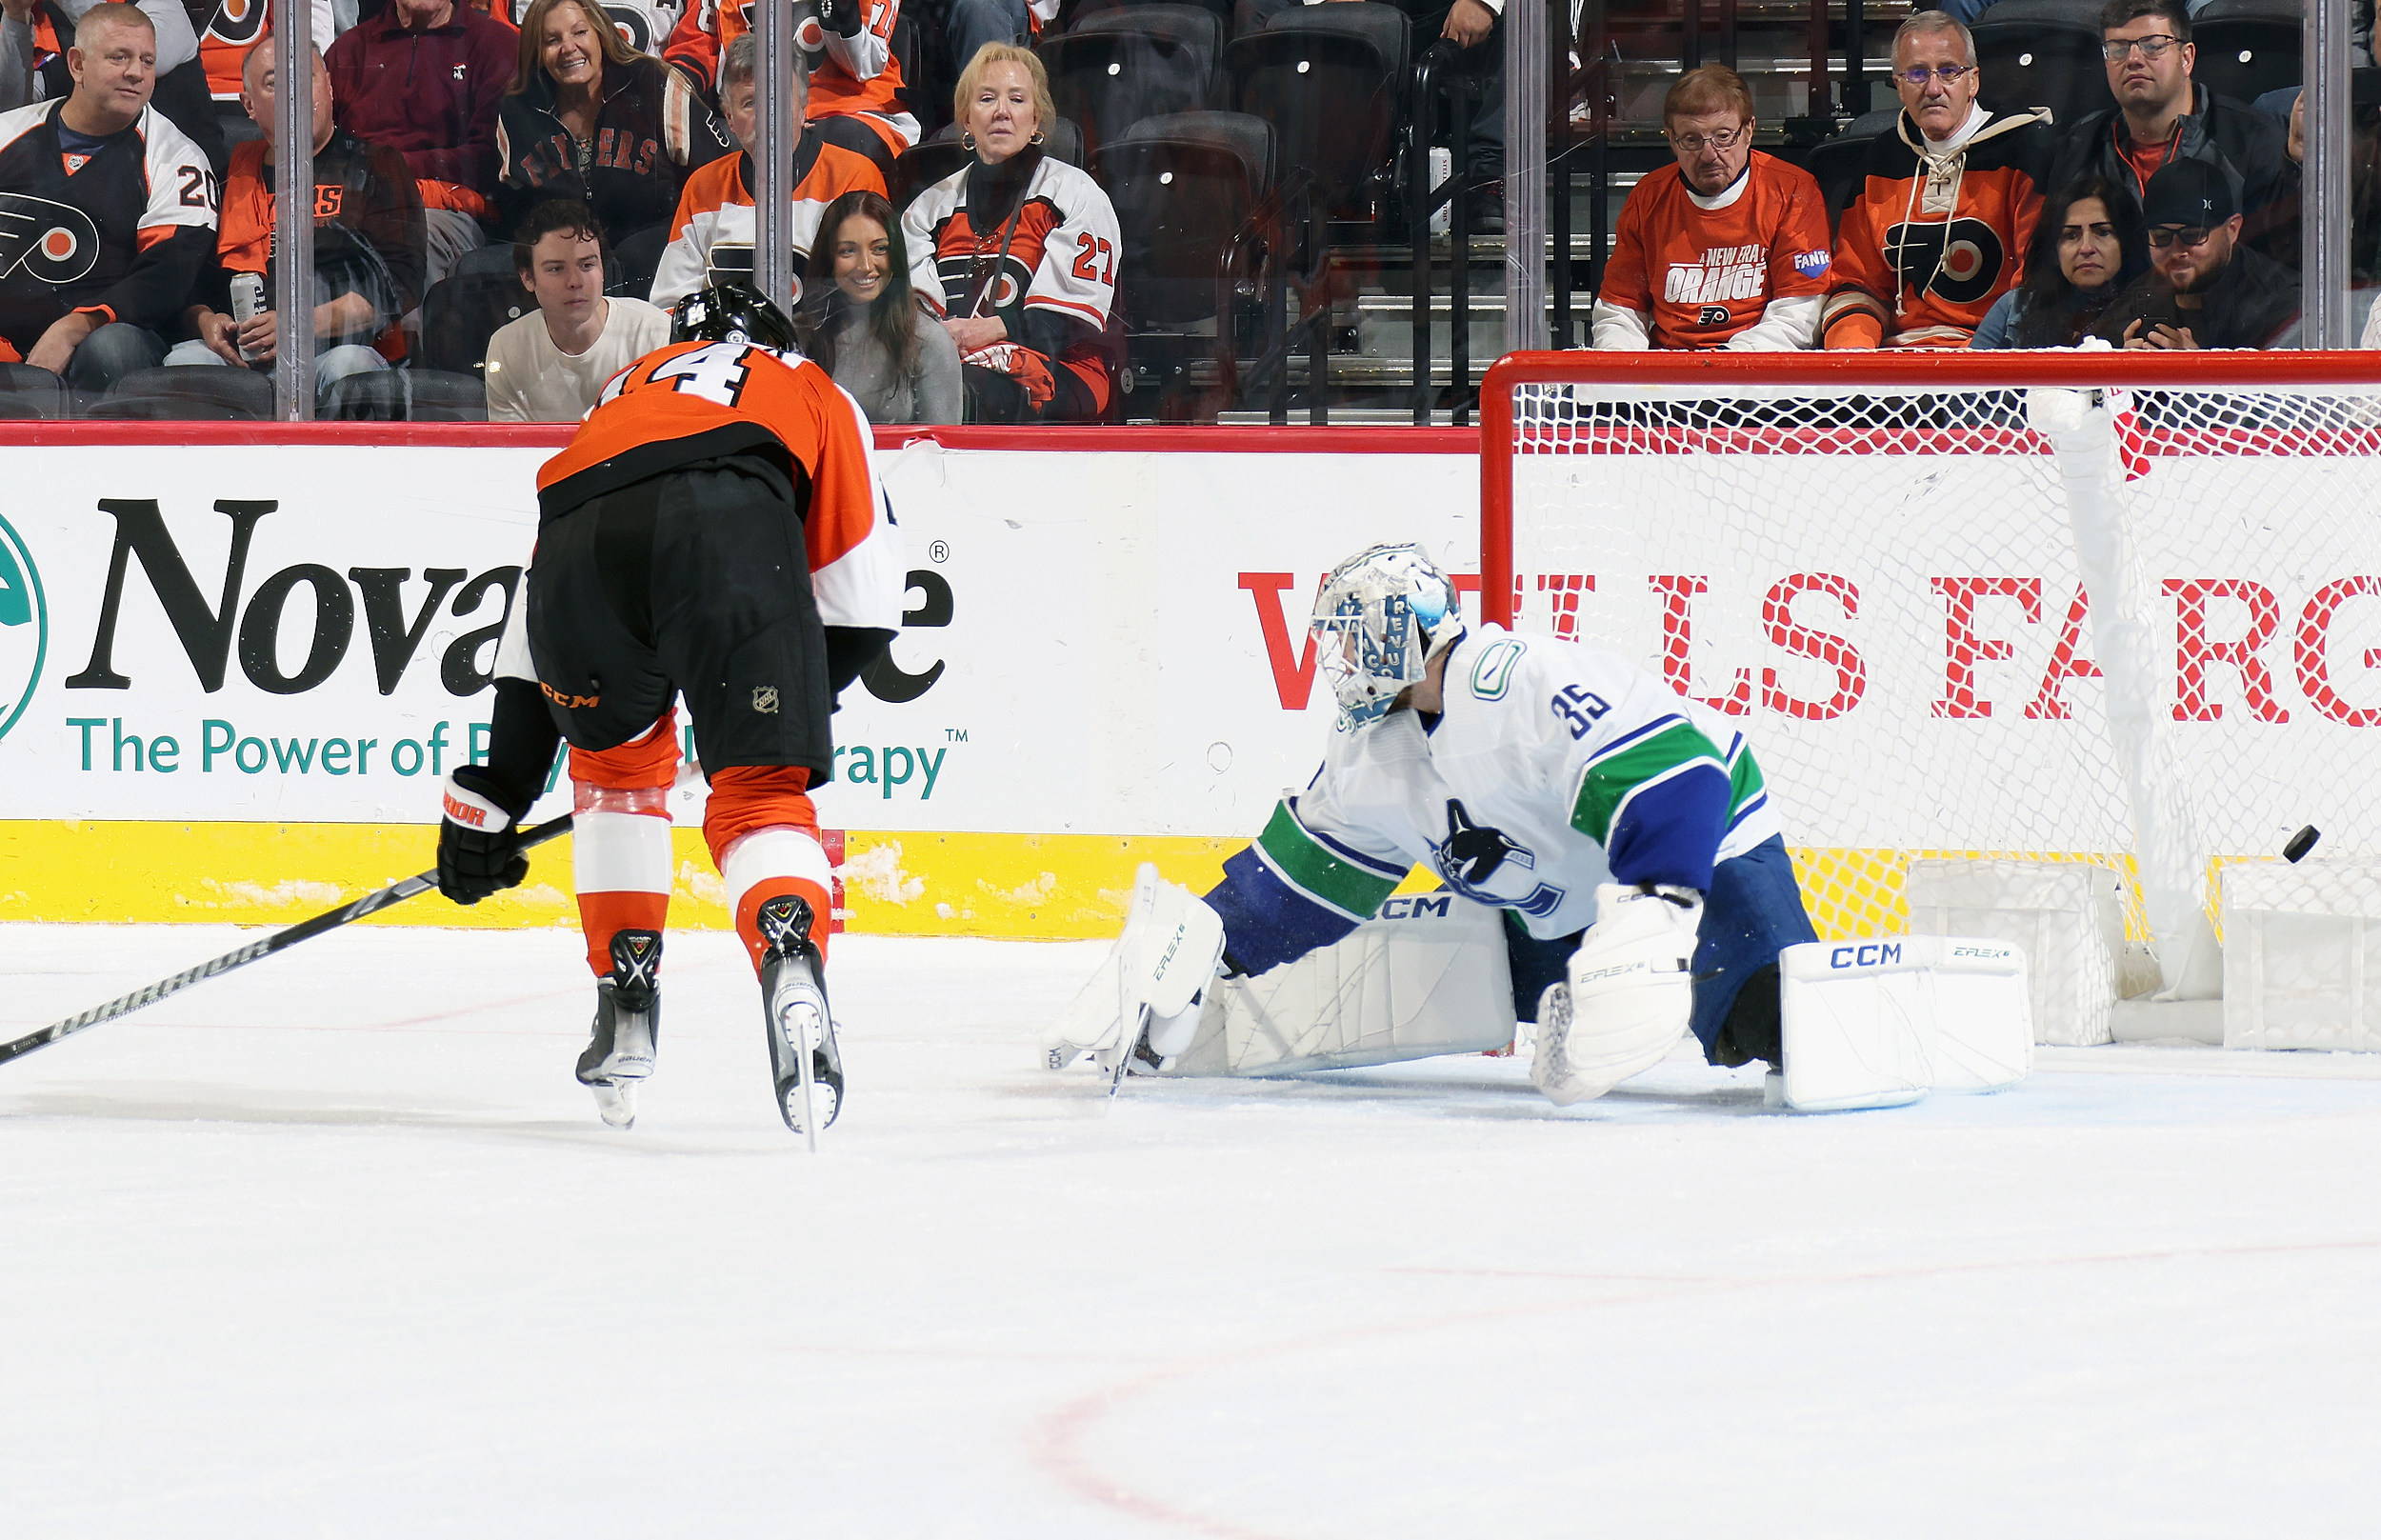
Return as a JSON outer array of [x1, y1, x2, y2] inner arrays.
[[670, 282, 800, 351]]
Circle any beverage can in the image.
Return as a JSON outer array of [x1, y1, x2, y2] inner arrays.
[[229, 272, 265, 364]]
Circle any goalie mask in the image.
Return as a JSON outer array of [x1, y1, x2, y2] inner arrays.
[[1311, 544, 1464, 730]]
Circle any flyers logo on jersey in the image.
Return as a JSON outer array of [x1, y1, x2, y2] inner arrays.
[[0, 192, 101, 285], [1884, 218, 2006, 306], [207, 0, 266, 46]]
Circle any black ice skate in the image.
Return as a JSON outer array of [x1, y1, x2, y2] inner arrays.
[[576, 930, 662, 1130], [757, 895, 842, 1141]]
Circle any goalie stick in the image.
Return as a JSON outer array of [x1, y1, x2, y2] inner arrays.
[[0, 816, 575, 1070]]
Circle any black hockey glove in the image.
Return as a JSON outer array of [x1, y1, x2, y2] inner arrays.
[[438, 766, 531, 905], [820, 0, 864, 37]]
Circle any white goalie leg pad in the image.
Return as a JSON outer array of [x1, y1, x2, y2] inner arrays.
[[1042, 864, 1226, 1071], [1773, 939, 1933, 1110], [1531, 884, 1700, 1107], [1922, 937, 2031, 1092], [1157, 896, 1514, 1076]]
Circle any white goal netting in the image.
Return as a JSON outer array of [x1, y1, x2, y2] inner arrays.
[[1486, 354, 2381, 989]]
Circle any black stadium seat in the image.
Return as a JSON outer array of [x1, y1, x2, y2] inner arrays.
[[2193, 0, 2306, 105], [1227, 2, 1406, 219], [1039, 5, 1226, 163], [90, 366, 274, 420], [1971, 13, 2111, 130], [1804, 107, 1901, 232], [322, 369, 490, 422], [418, 270, 534, 382], [1099, 110, 1274, 327]]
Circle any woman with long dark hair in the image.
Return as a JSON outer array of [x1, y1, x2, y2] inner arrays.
[[798, 190, 963, 425], [494, 0, 732, 295], [1970, 175, 2146, 349]]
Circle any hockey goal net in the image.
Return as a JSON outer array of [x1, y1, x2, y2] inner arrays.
[[1480, 350, 2381, 987]]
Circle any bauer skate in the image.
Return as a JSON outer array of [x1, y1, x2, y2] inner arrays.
[[576, 930, 662, 1130], [757, 895, 843, 1141]]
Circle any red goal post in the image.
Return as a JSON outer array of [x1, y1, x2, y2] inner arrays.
[[1476, 349, 2381, 976]]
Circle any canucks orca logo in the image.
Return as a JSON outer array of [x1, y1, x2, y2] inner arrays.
[[1430, 799, 1564, 918], [0, 193, 101, 285], [0, 512, 49, 747]]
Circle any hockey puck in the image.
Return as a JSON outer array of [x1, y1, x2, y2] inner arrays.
[[2284, 825, 2321, 864]]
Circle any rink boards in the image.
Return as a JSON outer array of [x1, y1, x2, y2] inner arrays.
[[0, 430, 1469, 939], [7, 424, 2379, 941]]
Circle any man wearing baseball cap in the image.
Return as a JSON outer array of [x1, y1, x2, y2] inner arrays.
[[2100, 156, 2299, 349]]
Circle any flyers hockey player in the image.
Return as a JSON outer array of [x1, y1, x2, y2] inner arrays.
[[434, 282, 904, 1138]]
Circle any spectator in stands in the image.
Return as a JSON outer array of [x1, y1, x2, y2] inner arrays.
[[2046, 0, 2291, 267], [497, 0, 731, 297], [1823, 11, 2054, 349], [1, 0, 219, 172], [2098, 156, 2300, 348], [166, 37, 424, 393], [1969, 173, 2144, 347], [796, 188, 959, 422], [325, 0, 516, 286], [483, 196, 668, 418], [0, 3, 214, 389], [902, 44, 1116, 421], [2251, 74, 2381, 284], [661, 0, 916, 182], [649, 31, 884, 309], [1591, 65, 1831, 350]]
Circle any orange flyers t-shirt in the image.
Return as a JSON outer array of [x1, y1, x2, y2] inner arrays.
[[1598, 151, 1834, 349]]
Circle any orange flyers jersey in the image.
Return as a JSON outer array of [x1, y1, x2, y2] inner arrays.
[[538, 340, 905, 633], [198, 0, 335, 101], [1598, 152, 1831, 349], [648, 137, 886, 309], [1823, 109, 2053, 349]]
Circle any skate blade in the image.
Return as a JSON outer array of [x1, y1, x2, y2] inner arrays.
[[590, 1080, 636, 1130]]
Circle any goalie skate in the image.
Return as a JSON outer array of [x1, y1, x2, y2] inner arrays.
[[758, 895, 843, 1138], [575, 930, 661, 1130]]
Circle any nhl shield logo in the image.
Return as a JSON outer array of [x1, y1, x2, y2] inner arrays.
[[752, 686, 779, 714]]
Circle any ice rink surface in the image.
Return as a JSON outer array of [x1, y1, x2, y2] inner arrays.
[[5, 922, 2381, 1538]]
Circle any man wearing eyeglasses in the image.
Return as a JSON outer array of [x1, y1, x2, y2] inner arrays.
[[1823, 10, 2054, 348], [2045, 0, 2291, 265], [1591, 64, 1831, 350], [2097, 156, 2299, 349]]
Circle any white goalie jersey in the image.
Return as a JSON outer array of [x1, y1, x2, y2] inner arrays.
[[1212, 626, 1782, 966]]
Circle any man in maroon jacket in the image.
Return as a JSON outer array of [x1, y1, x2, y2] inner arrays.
[[323, 0, 512, 286]]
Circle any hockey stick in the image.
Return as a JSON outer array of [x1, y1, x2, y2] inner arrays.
[[0, 816, 575, 1070]]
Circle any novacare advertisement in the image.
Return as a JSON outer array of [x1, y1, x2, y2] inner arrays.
[[0, 442, 1477, 934]]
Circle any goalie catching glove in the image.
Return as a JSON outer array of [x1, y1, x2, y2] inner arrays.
[[1533, 883, 1702, 1106], [437, 767, 531, 905]]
